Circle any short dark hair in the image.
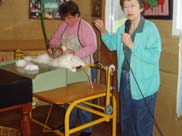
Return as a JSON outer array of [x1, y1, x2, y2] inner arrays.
[[59, 0, 80, 19], [120, 0, 146, 15], [120, 0, 146, 9]]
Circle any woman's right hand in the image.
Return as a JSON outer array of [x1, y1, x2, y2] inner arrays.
[[94, 19, 107, 34]]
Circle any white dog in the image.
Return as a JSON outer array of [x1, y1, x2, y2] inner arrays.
[[16, 52, 85, 73], [51, 54, 86, 72]]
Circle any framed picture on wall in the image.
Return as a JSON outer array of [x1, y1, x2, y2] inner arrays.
[[144, 0, 172, 19], [92, 0, 102, 17], [0, 0, 4, 6], [29, 0, 65, 19]]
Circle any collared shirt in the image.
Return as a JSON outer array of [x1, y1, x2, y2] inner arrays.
[[122, 17, 145, 71]]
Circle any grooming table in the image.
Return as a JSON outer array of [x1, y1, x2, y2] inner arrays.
[[31, 64, 117, 136], [0, 60, 89, 93], [0, 60, 89, 136], [0, 61, 117, 136]]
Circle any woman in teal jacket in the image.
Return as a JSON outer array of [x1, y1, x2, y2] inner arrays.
[[95, 0, 161, 136]]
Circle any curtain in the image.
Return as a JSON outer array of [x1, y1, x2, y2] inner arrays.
[[176, 0, 182, 32], [172, 0, 182, 36], [177, 37, 182, 118], [105, 0, 125, 33], [172, 0, 182, 118]]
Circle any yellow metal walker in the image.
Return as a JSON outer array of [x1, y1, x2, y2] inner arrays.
[[30, 63, 117, 136]]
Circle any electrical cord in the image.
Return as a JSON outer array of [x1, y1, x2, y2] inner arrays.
[[123, 52, 164, 136], [40, 0, 58, 57]]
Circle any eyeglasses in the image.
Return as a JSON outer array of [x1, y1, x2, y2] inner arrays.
[[63, 15, 74, 21], [123, 5, 138, 10]]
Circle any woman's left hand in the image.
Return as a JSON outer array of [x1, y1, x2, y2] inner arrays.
[[121, 33, 134, 49]]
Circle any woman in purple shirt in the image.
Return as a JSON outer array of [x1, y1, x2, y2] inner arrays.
[[48, 1, 97, 136]]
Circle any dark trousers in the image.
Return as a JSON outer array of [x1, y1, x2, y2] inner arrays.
[[65, 68, 97, 133], [120, 71, 157, 136]]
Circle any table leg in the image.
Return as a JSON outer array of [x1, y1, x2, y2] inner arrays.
[[21, 103, 31, 136]]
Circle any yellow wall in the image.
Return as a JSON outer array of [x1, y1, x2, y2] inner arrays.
[[151, 20, 182, 136], [0, 0, 92, 50]]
